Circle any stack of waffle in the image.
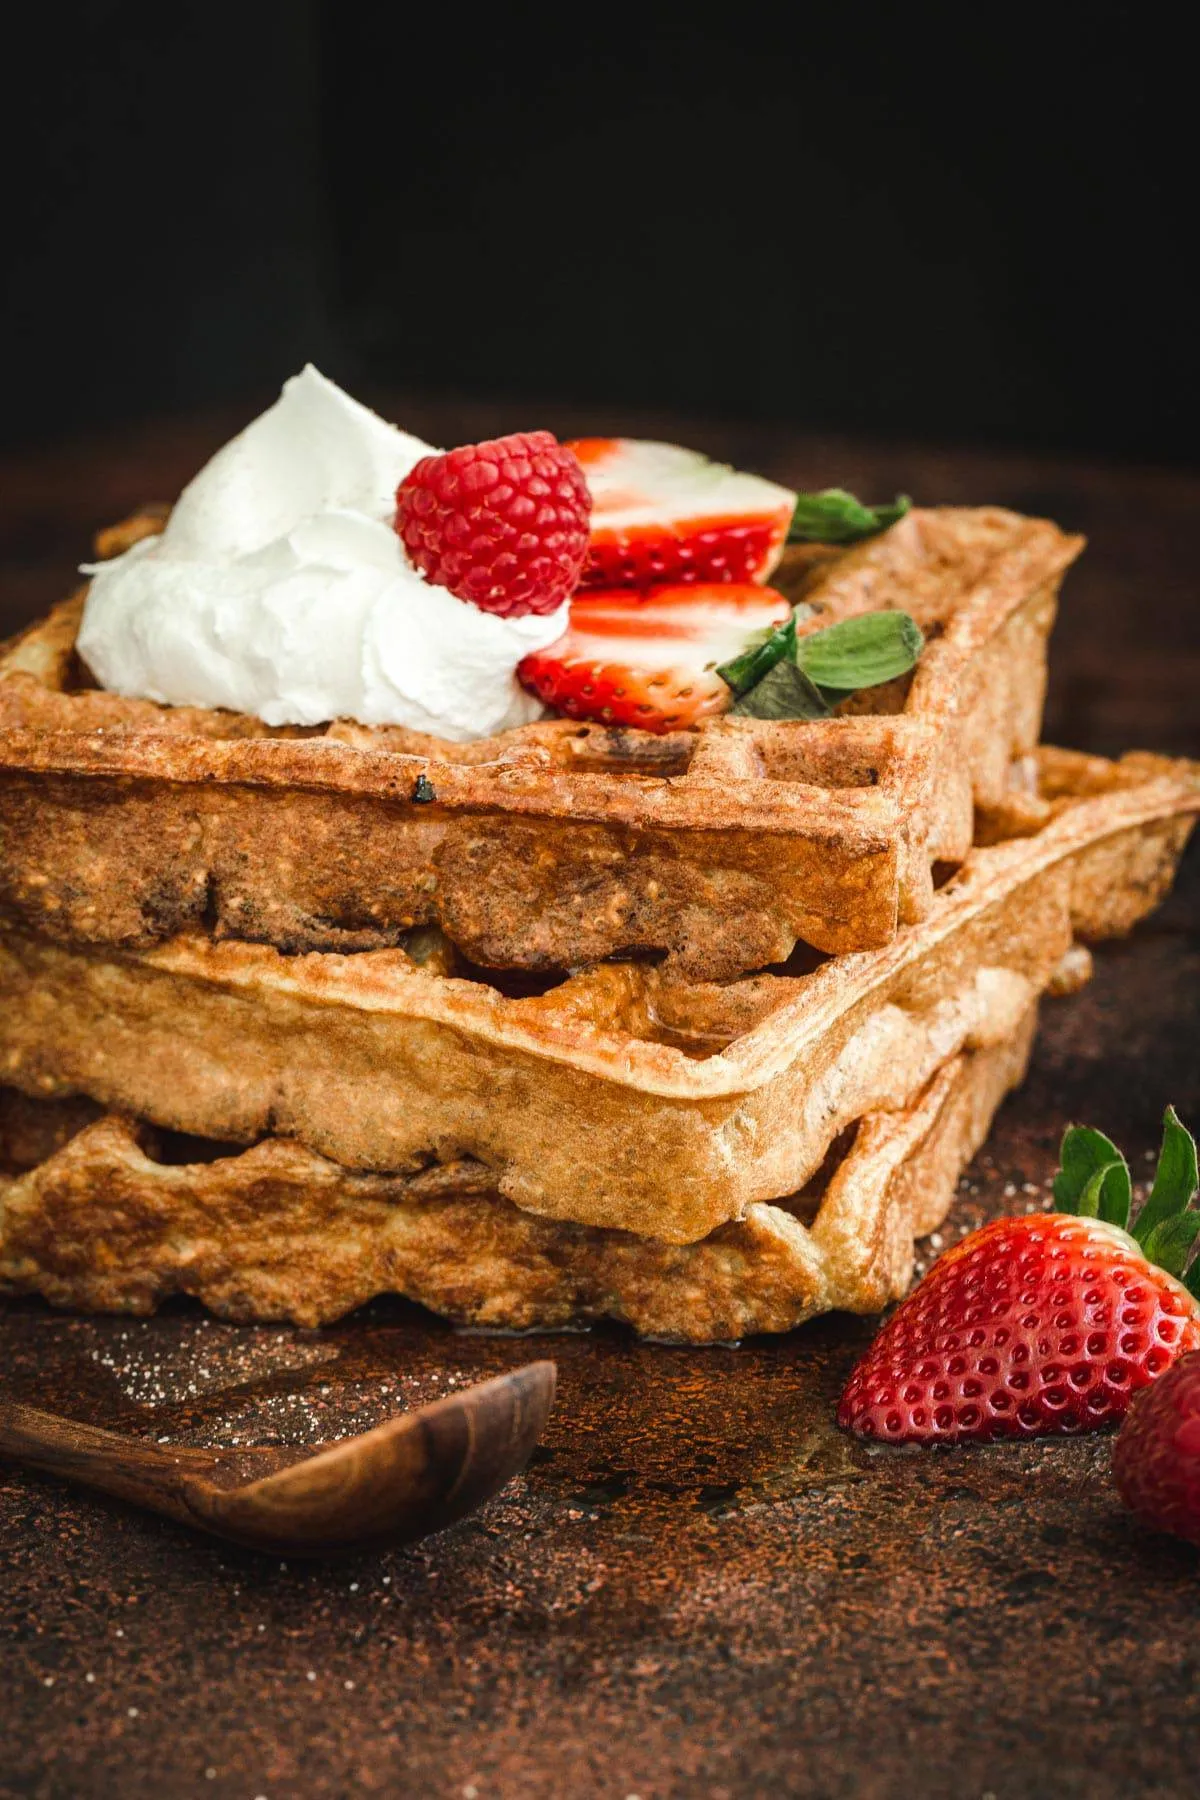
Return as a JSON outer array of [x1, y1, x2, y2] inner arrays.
[[0, 507, 1196, 1339]]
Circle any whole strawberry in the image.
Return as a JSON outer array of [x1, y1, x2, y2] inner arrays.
[[395, 430, 591, 617], [1113, 1351, 1200, 1547], [838, 1107, 1200, 1445]]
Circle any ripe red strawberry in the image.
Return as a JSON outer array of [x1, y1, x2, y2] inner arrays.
[[838, 1215, 1200, 1445], [840, 1108, 1200, 1446], [518, 582, 791, 733], [1113, 1351, 1200, 1546], [395, 430, 591, 617], [570, 438, 795, 589]]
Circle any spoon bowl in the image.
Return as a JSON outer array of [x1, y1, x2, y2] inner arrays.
[[0, 1360, 556, 1555]]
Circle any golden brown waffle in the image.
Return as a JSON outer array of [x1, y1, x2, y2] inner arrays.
[[0, 506, 1080, 978], [0, 749, 1193, 1243], [0, 1010, 1034, 1340]]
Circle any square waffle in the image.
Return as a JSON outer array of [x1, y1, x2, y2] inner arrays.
[[0, 1009, 1035, 1340], [0, 505, 1081, 980], [0, 750, 1193, 1244]]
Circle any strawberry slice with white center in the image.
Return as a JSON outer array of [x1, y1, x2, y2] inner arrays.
[[518, 582, 791, 733], [569, 438, 796, 590]]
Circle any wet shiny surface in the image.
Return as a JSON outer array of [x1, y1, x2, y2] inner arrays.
[[2, 417, 1199, 1798]]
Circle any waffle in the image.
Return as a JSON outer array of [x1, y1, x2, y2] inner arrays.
[[0, 1007, 1035, 1340], [0, 749, 1193, 1243], [0, 506, 1081, 979]]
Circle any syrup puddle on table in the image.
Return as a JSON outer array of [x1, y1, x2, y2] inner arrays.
[[696, 1418, 882, 1515]]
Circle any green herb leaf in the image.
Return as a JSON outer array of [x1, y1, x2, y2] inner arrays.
[[717, 601, 817, 697], [1141, 1209, 1200, 1279], [720, 603, 922, 721], [717, 615, 798, 698], [1185, 1259, 1200, 1302], [794, 611, 924, 693], [1133, 1105, 1199, 1245], [730, 658, 832, 720], [1054, 1125, 1131, 1227], [788, 488, 912, 545]]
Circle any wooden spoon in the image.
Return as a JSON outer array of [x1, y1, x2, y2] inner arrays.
[[0, 1360, 555, 1556]]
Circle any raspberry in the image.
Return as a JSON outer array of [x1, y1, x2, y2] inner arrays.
[[395, 430, 591, 618], [1113, 1350, 1200, 1547]]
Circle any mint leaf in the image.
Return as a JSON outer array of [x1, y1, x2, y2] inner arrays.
[[1185, 1259, 1200, 1302], [794, 611, 924, 693], [730, 658, 831, 720], [788, 488, 911, 545], [720, 603, 922, 721], [1141, 1209, 1200, 1279], [716, 602, 816, 697], [1133, 1106, 1199, 1245], [1054, 1125, 1131, 1227], [717, 615, 797, 698]]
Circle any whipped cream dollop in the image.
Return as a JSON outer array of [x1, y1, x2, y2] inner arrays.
[[77, 366, 566, 739]]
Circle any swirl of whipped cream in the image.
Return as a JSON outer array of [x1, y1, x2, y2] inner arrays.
[[77, 366, 566, 740]]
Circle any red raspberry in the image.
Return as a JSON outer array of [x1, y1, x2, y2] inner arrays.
[[395, 430, 591, 618], [1113, 1349, 1200, 1547]]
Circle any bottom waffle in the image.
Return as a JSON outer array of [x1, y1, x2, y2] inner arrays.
[[0, 1006, 1035, 1342]]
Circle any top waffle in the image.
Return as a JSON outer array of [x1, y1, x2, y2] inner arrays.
[[0, 505, 1080, 980]]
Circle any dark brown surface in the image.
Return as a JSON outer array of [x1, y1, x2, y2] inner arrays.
[[0, 1362, 555, 1556], [1, 407, 1198, 1800]]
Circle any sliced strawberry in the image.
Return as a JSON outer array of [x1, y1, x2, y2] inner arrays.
[[518, 582, 791, 733], [569, 438, 795, 589]]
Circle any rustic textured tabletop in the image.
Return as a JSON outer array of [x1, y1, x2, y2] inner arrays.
[[1, 403, 1198, 1800]]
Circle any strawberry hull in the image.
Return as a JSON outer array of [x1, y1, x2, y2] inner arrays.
[[570, 438, 795, 589]]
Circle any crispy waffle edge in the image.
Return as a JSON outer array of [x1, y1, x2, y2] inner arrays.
[[0, 749, 1193, 1243], [0, 1008, 1035, 1340]]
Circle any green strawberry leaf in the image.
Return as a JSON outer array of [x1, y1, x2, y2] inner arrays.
[[788, 488, 912, 544], [1074, 1161, 1132, 1226], [1054, 1125, 1131, 1227], [1141, 1209, 1200, 1279], [1051, 1172, 1076, 1210], [730, 658, 831, 720], [1133, 1105, 1199, 1245], [794, 611, 924, 693]]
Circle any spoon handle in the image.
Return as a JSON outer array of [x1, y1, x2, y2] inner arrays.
[[0, 1400, 200, 1525]]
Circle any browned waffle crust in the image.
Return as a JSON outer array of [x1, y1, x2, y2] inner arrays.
[[0, 749, 1193, 1243], [0, 507, 1081, 979], [0, 1010, 1035, 1340]]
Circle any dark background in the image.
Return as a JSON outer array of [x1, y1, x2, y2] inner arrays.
[[3, 0, 1193, 463]]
